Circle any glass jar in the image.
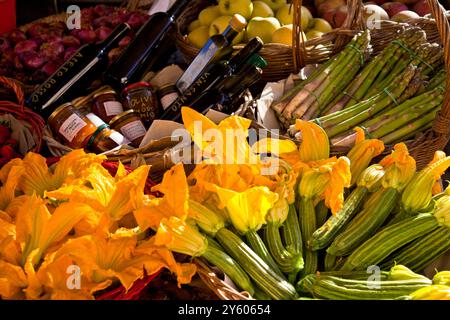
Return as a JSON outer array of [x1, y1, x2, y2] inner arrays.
[[86, 124, 130, 153], [109, 110, 147, 148], [121, 82, 160, 127], [92, 89, 124, 123], [158, 84, 179, 111], [48, 102, 97, 149], [72, 96, 93, 116]]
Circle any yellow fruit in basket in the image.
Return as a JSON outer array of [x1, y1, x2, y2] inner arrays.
[[276, 5, 313, 29], [260, 0, 286, 11], [306, 29, 324, 40], [246, 17, 281, 44], [198, 6, 221, 26], [209, 16, 245, 45], [309, 18, 333, 33], [218, 0, 254, 20], [271, 24, 293, 45], [251, 1, 274, 18], [188, 19, 202, 32], [188, 26, 211, 49]]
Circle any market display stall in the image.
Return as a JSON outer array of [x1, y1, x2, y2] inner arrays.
[[0, 0, 450, 301]]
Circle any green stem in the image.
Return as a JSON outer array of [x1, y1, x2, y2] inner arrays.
[[298, 197, 318, 275]]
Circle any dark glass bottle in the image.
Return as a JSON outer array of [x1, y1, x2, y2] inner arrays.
[[25, 23, 131, 117], [105, 0, 190, 89], [159, 37, 264, 121], [168, 54, 267, 123], [175, 14, 247, 93]]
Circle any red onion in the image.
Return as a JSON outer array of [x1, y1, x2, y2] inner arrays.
[[77, 28, 97, 44], [39, 42, 65, 59], [27, 22, 50, 38], [62, 35, 81, 47], [118, 36, 131, 47], [14, 40, 39, 55], [96, 26, 113, 42], [63, 47, 79, 60], [8, 29, 27, 44], [42, 61, 59, 76], [0, 37, 11, 51], [21, 52, 46, 69]]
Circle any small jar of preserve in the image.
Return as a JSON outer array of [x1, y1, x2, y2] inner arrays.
[[158, 84, 179, 111], [86, 124, 130, 154], [109, 110, 147, 148], [48, 102, 97, 149], [72, 96, 93, 116], [121, 82, 160, 127], [92, 89, 124, 123]]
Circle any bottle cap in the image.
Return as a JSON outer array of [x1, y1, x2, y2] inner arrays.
[[229, 14, 247, 32], [248, 54, 268, 69]]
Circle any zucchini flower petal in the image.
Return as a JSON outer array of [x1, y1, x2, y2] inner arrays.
[[154, 216, 208, 257], [387, 265, 430, 282], [409, 285, 450, 300], [212, 185, 279, 234], [266, 197, 289, 225], [356, 164, 385, 192], [299, 157, 351, 214], [379, 143, 416, 191], [295, 120, 330, 162], [402, 151, 450, 213], [434, 195, 450, 228], [347, 127, 385, 185], [0, 259, 27, 299]]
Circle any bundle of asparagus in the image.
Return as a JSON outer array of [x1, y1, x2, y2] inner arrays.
[[272, 31, 372, 127], [272, 25, 445, 148]]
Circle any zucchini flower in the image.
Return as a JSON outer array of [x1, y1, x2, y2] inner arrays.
[[154, 216, 208, 257], [187, 199, 226, 236], [409, 285, 450, 300], [346, 127, 385, 185], [387, 265, 431, 282], [433, 271, 450, 286], [266, 197, 289, 226], [379, 143, 416, 192], [356, 164, 385, 192], [296, 120, 330, 162], [299, 157, 351, 214], [212, 185, 279, 234], [402, 151, 450, 213], [434, 195, 450, 228]]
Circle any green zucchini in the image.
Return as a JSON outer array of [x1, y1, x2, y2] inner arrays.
[[310, 187, 368, 250], [315, 200, 330, 228], [341, 213, 440, 271], [380, 226, 450, 272], [298, 197, 318, 275], [327, 187, 399, 257], [216, 228, 299, 300]]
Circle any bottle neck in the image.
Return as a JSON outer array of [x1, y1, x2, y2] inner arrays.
[[97, 23, 131, 55], [222, 25, 240, 45], [228, 37, 263, 71], [167, 0, 189, 19]]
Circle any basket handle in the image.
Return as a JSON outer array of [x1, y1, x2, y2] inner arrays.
[[0, 76, 25, 107], [292, 0, 366, 73], [428, 0, 450, 137]]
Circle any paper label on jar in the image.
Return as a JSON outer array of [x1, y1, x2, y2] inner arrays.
[[160, 92, 179, 110], [104, 101, 124, 116], [120, 120, 147, 142], [59, 114, 87, 142], [110, 131, 130, 145]]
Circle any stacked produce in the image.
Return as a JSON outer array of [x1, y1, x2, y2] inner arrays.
[[0, 5, 148, 84], [185, 0, 333, 49], [271, 26, 445, 147]]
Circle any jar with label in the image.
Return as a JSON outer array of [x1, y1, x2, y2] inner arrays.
[[48, 102, 97, 149], [72, 96, 93, 116], [109, 110, 147, 148], [86, 124, 130, 153], [158, 84, 179, 111], [121, 82, 160, 127], [92, 89, 124, 123]]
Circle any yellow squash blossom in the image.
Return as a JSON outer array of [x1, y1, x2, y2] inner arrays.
[[434, 195, 450, 228], [15, 194, 90, 267], [299, 157, 351, 214], [379, 143, 416, 191], [181, 107, 258, 165], [402, 151, 450, 213], [133, 163, 189, 231], [210, 185, 278, 234], [346, 127, 385, 185], [409, 285, 450, 300]]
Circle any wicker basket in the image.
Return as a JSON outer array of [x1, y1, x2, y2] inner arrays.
[[175, 0, 367, 82], [0, 76, 45, 154], [193, 0, 450, 300]]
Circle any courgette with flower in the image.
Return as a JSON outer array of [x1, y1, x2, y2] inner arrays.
[[298, 156, 351, 275], [297, 265, 431, 300], [190, 192, 298, 300], [340, 194, 450, 271], [326, 143, 416, 257]]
